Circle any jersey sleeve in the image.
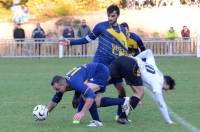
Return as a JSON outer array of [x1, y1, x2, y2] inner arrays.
[[70, 23, 102, 45], [52, 92, 63, 103], [135, 35, 145, 51]]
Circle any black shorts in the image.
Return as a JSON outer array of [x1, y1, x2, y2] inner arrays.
[[109, 56, 143, 86]]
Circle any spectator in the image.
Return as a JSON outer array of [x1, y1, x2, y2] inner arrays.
[[63, 25, 75, 38], [32, 22, 46, 56], [181, 26, 190, 39], [165, 27, 178, 40], [32, 22, 46, 39], [62, 25, 75, 55], [181, 25, 191, 53], [13, 23, 25, 55], [77, 19, 91, 55], [13, 23, 25, 40], [77, 19, 91, 38], [165, 27, 178, 55]]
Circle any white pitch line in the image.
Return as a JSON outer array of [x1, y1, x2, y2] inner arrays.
[[145, 88, 200, 132]]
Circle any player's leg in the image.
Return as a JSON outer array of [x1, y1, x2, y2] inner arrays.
[[129, 85, 144, 110], [72, 91, 81, 109], [125, 69, 144, 111], [114, 82, 129, 122]]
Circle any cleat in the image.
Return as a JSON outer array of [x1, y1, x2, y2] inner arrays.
[[116, 118, 129, 124], [122, 97, 131, 116], [115, 115, 132, 122], [87, 120, 103, 127]]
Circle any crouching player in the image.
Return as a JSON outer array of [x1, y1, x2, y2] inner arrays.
[[134, 49, 175, 124], [46, 63, 130, 127]]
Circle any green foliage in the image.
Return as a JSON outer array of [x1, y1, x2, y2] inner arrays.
[[97, 0, 121, 8], [0, 0, 13, 9], [55, 17, 73, 26], [0, 8, 12, 21], [73, 19, 81, 28], [0, 0, 127, 20]]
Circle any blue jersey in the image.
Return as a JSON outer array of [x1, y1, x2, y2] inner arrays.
[[52, 63, 109, 103], [70, 21, 128, 66]]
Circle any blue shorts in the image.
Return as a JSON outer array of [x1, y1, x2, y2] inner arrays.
[[88, 63, 110, 93]]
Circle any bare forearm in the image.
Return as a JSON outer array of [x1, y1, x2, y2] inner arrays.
[[80, 98, 94, 114], [47, 101, 57, 112]]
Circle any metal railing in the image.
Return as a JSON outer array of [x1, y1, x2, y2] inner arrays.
[[0, 37, 198, 57]]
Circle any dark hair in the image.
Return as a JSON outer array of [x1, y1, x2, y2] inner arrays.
[[107, 4, 120, 16], [164, 75, 175, 90], [120, 22, 129, 30], [51, 75, 64, 86]]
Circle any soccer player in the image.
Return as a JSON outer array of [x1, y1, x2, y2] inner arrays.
[[120, 22, 146, 56], [134, 49, 175, 124], [109, 56, 144, 124], [61, 4, 128, 64], [46, 63, 130, 127]]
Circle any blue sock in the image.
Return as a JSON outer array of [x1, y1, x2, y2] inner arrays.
[[100, 97, 124, 107], [117, 95, 124, 116], [89, 102, 101, 122], [77, 96, 84, 112]]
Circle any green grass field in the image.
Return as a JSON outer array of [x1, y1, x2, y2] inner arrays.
[[0, 57, 200, 132]]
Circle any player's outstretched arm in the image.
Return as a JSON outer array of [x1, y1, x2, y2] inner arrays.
[[47, 101, 58, 112], [47, 92, 63, 112], [154, 92, 174, 124]]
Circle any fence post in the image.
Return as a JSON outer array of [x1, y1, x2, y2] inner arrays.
[[168, 41, 173, 56], [197, 36, 200, 58], [59, 44, 64, 58]]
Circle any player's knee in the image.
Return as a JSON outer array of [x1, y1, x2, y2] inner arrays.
[[84, 88, 96, 99]]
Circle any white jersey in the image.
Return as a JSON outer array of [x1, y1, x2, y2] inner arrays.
[[134, 51, 164, 94], [133, 49, 173, 124]]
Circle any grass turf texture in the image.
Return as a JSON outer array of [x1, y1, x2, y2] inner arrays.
[[0, 57, 199, 132]]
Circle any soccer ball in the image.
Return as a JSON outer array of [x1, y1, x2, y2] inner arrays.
[[32, 105, 48, 121]]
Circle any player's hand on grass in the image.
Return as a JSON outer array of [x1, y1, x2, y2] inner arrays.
[[167, 121, 176, 125], [73, 112, 85, 121]]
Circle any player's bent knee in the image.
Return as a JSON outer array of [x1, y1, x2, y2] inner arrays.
[[84, 88, 96, 99]]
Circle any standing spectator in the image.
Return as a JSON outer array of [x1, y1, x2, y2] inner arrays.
[[165, 27, 178, 40], [63, 25, 75, 38], [181, 26, 191, 53], [63, 25, 75, 55], [181, 26, 190, 39], [77, 19, 91, 55], [32, 22, 46, 56], [165, 27, 178, 55], [13, 23, 25, 55]]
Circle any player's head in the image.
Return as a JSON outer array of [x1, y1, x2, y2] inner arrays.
[[163, 75, 175, 91], [107, 4, 120, 25], [120, 22, 129, 31], [51, 75, 67, 93]]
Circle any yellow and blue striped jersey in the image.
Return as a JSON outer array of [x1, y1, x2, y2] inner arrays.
[[70, 21, 128, 65]]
